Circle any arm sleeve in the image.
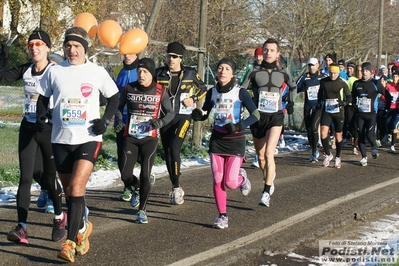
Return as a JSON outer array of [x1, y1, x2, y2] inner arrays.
[[159, 91, 175, 126], [0, 62, 29, 83], [296, 74, 305, 93], [193, 71, 208, 101], [240, 68, 254, 89], [343, 82, 352, 105], [36, 94, 50, 118], [285, 70, 297, 102], [239, 88, 259, 128], [102, 93, 119, 121]]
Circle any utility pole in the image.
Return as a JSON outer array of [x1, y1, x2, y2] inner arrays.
[[192, 0, 207, 147], [139, 0, 163, 57], [377, 0, 383, 68]]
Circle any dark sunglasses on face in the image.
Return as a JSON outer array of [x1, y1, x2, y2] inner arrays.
[[28, 42, 46, 48], [167, 54, 181, 59]]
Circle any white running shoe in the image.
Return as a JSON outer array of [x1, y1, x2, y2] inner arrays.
[[170, 187, 185, 205], [322, 153, 334, 167], [213, 215, 228, 229], [359, 157, 367, 166], [278, 135, 285, 148], [239, 168, 251, 196], [259, 192, 271, 207], [334, 157, 341, 169], [353, 147, 359, 155], [390, 145, 396, 154], [251, 156, 259, 168]]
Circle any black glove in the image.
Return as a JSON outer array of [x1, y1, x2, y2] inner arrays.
[[1, 42, 10, 58], [36, 116, 47, 132], [287, 101, 294, 115], [150, 119, 163, 129], [224, 122, 243, 134], [91, 118, 109, 135], [191, 108, 203, 121]]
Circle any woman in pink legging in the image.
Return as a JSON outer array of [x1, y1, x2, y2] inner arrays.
[[191, 58, 259, 229]]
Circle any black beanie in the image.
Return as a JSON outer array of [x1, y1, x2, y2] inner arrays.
[[167, 42, 185, 56], [138, 58, 156, 80], [28, 30, 51, 48], [325, 53, 335, 62], [362, 62, 373, 72], [217, 58, 236, 73]]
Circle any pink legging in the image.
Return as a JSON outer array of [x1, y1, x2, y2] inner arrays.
[[210, 153, 244, 214]]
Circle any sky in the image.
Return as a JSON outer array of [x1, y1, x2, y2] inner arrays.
[[1, 131, 397, 265]]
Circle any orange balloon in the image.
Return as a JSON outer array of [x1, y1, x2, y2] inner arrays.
[[97, 20, 122, 48], [119, 29, 148, 54], [73, 13, 98, 38]]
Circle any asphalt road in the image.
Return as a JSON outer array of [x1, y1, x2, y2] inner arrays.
[[1, 145, 399, 266]]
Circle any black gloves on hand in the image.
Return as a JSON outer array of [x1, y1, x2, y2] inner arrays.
[[191, 108, 203, 121], [224, 122, 243, 134], [150, 119, 163, 129], [91, 118, 109, 135], [114, 121, 125, 133], [287, 101, 294, 115], [36, 116, 47, 132]]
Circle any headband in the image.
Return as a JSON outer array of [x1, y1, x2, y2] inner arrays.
[[64, 35, 89, 53], [329, 66, 340, 73]]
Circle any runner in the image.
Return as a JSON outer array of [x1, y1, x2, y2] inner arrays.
[[352, 62, 388, 166], [318, 63, 352, 168], [241, 38, 297, 207], [36, 27, 119, 262], [117, 58, 175, 223], [191, 58, 259, 228], [2, 30, 65, 244], [156, 42, 207, 205]]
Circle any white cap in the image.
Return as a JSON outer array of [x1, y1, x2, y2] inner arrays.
[[307, 58, 318, 65]]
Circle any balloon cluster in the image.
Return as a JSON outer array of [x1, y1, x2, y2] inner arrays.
[[73, 12, 148, 54]]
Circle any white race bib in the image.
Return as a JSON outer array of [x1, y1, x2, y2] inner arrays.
[[128, 115, 153, 139], [179, 93, 196, 114], [61, 98, 88, 127], [23, 94, 38, 123], [258, 91, 279, 113], [358, 97, 371, 113], [307, 85, 319, 101], [325, 98, 340, 113]]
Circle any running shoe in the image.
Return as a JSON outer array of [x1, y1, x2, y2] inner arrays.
[[45, 199, 54, 213], [149, 172, 156, 186], [37, 189, 48, 208], [57, 239, 76, 262], [76, 221, 93, 256], [52, 212, 67, 242], [169, 187, 185, 205], [322, 153, 334, 167], [7, 224, 28, 244], [251, 156, 259, 168], [213, 215, 228, 229], [315, 150, 320, 160], [259, 192, 271, 207], [274, 148, 279, 155], [359, 157, 367, 166], [330, 137, 336, 149], [136, 210, 148, 224], [334, 157, 341, 169], [372, 147, 379, 159], [239, 168, 251, 196], [375, 139, 381, 147], [130, 189, 140, 208], [390, 145, 396, 154], [353, 147, 359, 155], [119, 187, 133, 202], [309, 152, 319, 163], [278, 135, 285, 148]]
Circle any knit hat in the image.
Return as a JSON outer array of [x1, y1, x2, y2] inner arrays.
[[138, 58, 156, 80], [217, 58, 236, 73], [325, 53, 336, 62], [254, 47, 263, 57], [338, 59, 345, 66], [167, 42, 185, 56], [28, 30, 51, 48], [347, 62, 356, 69], [379, 65, 388, 72], [392, 66, 399, 76], [362, 62, 373, 72]]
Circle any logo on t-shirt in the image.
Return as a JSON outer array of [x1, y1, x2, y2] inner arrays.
[[81, 84, 93, 98]]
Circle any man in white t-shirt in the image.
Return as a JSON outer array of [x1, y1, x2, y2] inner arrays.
[[36, 27, 118, 263]]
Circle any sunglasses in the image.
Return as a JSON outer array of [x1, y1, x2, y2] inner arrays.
[[28, 42, 46, 48], [167, 54, 181, 59]]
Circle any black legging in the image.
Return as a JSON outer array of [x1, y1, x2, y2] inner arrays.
[[356, 112, 377, 158], [310, 108, 323, 155], [17, 118, 62, 224], [121, 136, 158, 211], [160, 114, 191, 187]]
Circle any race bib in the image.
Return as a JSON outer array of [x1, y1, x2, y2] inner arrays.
[[325, 98, 340, 113], [390, 92, 399, 103], [128, 115, 153, 139], [258, 91, 279, 113], [24, 94, 38, 123], [61, 98, 88, 127], [307, 86, 319, 101], [358, 97, 371, 112], [214, 99, 234, 127], [179, 93, 196, 114]]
